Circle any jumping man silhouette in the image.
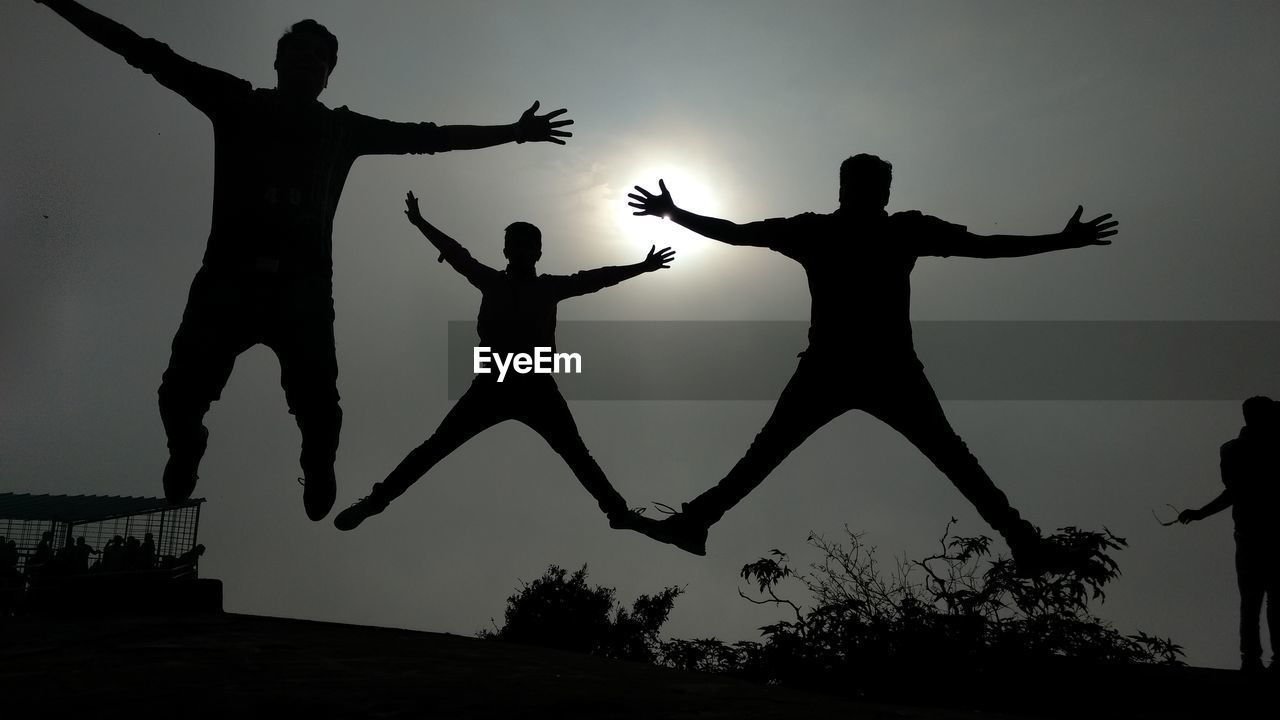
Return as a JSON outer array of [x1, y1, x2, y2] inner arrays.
[[628, 154, 1118, 575], [333, 192, 674, 532], [32, 0, 574, 520]]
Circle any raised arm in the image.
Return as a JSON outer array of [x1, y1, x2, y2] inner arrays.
[[553, 245, 675, 300], [349, 101, 574, 156], [36, 0, 155, 59], [940, 206, 1118, 259], [628, 180, 777, 247], [403, 192, 496, 289], [34, 0, 247, 112]]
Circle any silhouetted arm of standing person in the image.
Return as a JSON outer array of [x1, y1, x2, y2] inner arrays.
[[1178, 491, 1232, 524], [402, 192, 498, 289], [33, 0, 249, 113], [549, 245, 676, 300], [1178, 442, 1242, 523]]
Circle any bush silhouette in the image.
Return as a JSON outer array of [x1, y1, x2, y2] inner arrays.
[[480, 564, 682, 663], [488, 522, 1181, 699], [700, 521, 1183, 689]]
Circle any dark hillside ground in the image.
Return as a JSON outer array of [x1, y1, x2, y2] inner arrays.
[[0, 612, 1268, 718]]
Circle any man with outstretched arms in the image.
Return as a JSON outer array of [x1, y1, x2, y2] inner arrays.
[[32, 0, 574, 520], [628, 154, 1118, 575], [333, 192, 673, 533]]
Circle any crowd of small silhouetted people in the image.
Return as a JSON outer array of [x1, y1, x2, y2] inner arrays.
[[0, 531, 206, 617], [1, 531, 205, 580]]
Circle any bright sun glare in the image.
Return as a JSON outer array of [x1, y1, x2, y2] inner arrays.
[[613, 165, 726, 262]]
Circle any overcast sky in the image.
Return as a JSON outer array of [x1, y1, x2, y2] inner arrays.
[[3, 0, 1278, 669]]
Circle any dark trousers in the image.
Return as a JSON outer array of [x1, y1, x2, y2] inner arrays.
[[685, 351, 1023, 536], [375, 375, 627, 516], [1236, 539, 1279, 664], [157, 268, 342, 476]]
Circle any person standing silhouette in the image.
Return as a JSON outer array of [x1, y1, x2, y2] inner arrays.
[[333, 192, 673, 532], [1178, 396, 1279, 672], [628, 154, 1117, 575], [32, 1, 574, 520]]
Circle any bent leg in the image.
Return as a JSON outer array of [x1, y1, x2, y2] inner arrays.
[[515, 380, 627, 516], [862, 363, 1024, 537], [684, 355, 849, 526], [268, 285, 342, 484], [157, 272, 254, 484], [375, 380, 507, 502]]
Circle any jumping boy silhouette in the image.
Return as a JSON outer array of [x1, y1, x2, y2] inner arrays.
[[32, 1, 574, 520], [333, 192, 674, 531], [628, 154, 1118, 575]]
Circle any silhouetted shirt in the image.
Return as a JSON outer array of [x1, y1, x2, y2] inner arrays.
[[1221, 426, 1279, 544], [736, 209, 967, 358], [122, 38, 450, 277], [432, 237, 643, 357]]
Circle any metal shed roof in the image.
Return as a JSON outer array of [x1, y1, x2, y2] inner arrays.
[[0, 493, 202, 523]]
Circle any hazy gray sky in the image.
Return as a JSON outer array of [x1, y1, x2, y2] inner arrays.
[[3, 1, 1278, 669]]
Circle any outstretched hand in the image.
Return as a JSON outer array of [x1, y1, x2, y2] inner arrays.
[[404, 191, 425, 226], [1062, 205, 1119, 247], [516, 101, 574, 145], [628, 179, 676, 219], [642, 245, 676, 271], [1176, 508, 1200, 524], [405, 191, 448, 262]]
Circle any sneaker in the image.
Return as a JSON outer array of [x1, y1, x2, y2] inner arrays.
[[299, 467, 337, 522], [640, 504, 709, 556], [333, 491, 390, 531], [607, 506, 650, 531], [163, 426, 209, 504]]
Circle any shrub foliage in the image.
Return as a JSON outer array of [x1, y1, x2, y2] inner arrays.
[[482, 522, 1182, 688]]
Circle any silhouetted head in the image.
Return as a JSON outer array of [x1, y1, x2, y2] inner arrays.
[[75, 537, 85, 547], [1242, 395, 1275, 428], [838, 154, 893, 214], [503, 222, 543, 270], [275, 20, 338, 101]]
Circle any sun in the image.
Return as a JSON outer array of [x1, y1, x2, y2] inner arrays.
[[612, 164, 727, 261]]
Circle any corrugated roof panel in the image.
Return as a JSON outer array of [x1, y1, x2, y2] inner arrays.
[[0, 493, 202, 522]]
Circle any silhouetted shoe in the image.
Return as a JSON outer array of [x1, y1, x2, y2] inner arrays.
[[641, 504, 708, 556], [1241, 657, 1265, 673], [609, 507, 667, 536], [1007, 526, 1098, 577], [608, 507, 645, 530], [298, 468, 337, 522], [163, 426, 209, 504], [334, 490, 390, 531]]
